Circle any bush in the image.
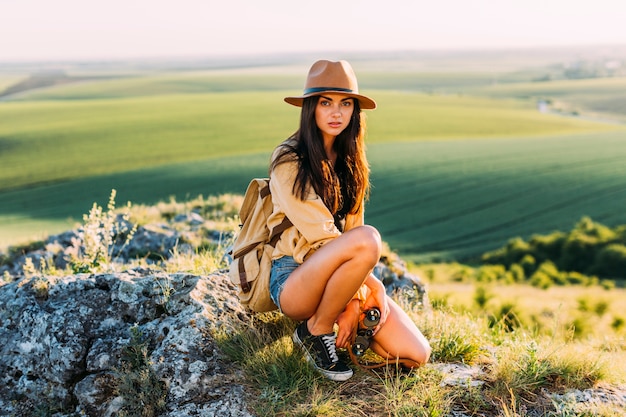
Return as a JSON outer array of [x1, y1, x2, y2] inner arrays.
[[590, 243, 626, 279], [481, 236, 530, 265], [529, 261, 561, 289], [529, 272, 553, 289], [508, 263, 526, 282], [564, 271, 591, 286], [519, 254, 537, 277], [474, 285, 492, 309], [559, 232, 599, 272], [611, 316, 625, 332], [529, 231, 566, 264], [115, 326, 166, 417], [475, 264, 506, 283], [488, 302, 523, 332], [478, 217, 626, 283]]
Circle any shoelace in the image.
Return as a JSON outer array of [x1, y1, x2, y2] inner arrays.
[[320, 334, 339, 363]]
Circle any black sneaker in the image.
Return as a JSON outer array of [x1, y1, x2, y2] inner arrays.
[[293, 321, 353, 381]]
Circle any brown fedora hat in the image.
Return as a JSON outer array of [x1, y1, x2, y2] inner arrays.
[[284, 60, 376, 110]]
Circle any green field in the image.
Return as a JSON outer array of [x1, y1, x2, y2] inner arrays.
[[467, 77, 626, 121], [2, 57, 626, 261]]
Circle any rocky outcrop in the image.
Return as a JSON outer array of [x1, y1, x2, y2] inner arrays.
[[0, 270, 253, 416], [0, 211, 427, 416], [3, 212, 621, 416]]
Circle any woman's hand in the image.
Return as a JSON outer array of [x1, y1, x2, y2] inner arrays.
[[362, 273, 389, 334], [335, 299, 360, 348]]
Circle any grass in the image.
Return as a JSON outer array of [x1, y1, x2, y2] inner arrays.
[[216, 311, 454, 417], [2, 71, 624, 257], [467, 77, 626, 121], [115, 325, 167, 416], [418, 266, 626, 341], [2, 87, 616, 193], [7, 183, 623, 416], [367, 91, 618, 141], [367, 131, 626, 261], [215, 288, 626, 416], [2, 66, 626, 261], [0, 91, 297, 191], [6, 70, 304, 100], [4, 131, 626, 259], [0, 74, 27, 91]]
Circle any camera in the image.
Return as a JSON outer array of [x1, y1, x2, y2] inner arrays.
[[351, 307, 381, 357]]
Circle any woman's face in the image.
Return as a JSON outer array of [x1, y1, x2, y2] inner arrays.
[[314, 93, 354, 141]]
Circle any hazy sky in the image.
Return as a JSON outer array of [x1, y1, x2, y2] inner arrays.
[[2, 0, 626, 61]]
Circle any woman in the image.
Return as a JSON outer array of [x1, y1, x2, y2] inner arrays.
[[267, 60, 431, 381]]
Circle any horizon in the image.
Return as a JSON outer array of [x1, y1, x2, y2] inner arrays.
[[2, 0, 626, 63]]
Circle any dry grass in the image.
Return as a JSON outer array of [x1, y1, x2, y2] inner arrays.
[[216, 282, 625, 416]]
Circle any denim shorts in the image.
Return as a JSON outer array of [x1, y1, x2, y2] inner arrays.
[[269, 256, 299, 312]]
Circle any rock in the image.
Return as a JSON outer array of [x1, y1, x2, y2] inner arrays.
[[0, 270, 252, 416], [373, 254, 428, 308], [433, 363, 486, 388]]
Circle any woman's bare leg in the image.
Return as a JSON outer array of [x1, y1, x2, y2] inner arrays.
[[279, 225, 382, 335], [369, 297, 431, 366]]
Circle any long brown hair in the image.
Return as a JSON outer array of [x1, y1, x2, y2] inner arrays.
[[270, 96, 370, 224]]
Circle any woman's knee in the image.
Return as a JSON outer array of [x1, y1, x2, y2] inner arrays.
[[347, 225, 382, 261], [414, 341, 432, 365]]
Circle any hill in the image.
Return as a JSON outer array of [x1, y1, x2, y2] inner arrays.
[[2, 48, 626, 262], [1, 196, 624, 416]]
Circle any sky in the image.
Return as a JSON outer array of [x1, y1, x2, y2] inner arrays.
[[2, 0, 626, 62]]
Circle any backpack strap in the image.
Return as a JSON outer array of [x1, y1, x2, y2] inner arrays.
[[268, 216, 293, 247], [259, 179, 271, 198], [237, 216, 293, 293]]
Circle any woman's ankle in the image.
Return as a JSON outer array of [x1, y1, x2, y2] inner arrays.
[[306, 318, 334, 336]]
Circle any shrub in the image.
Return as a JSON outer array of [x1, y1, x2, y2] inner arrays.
[[519, 254, 537, 277], [529, 261, 561, 289], [115, 326, 166, 417], [559, 232, 599, 272], [529, 231, 566, 264], [475, 264, 506, 283], [508, 263, 526, 282], [488, 302, 523, 332], [590, 243, 626, 279], [569, 316, 592, 339], [564, 271, 591, 286], [479, 217, 626, 283], [574, 216, 617, 241], [611, 316, 625, 332], [593, 300, 610, 316], [474, 285, 492, 309], [70, 189, 136, 274], [450, 263, 474, 282], [481, 236, 530, 265], [600, 279, 616, 290]]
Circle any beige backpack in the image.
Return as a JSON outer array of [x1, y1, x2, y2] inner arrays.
[[229, 178, 292, 312]]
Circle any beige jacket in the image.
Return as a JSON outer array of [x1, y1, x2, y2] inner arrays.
[[267, 146, 364, 264], [267, 144, 370, 303]]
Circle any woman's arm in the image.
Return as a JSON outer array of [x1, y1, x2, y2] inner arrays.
[[335, 299, 361, 348], [362, 273, 389, 333]]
